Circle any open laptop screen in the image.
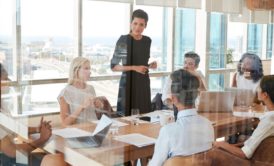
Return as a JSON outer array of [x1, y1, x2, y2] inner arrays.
[[197, 91, 235, 112], [66, 115, 112, 148], [225, 87, 255, 107]]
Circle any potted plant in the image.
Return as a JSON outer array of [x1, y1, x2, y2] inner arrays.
[[226, 48, 234, 68]]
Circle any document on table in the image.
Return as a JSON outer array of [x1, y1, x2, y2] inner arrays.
[[52, 128, 91, 138], [92, 114, 112, 136], [114, 133, 156, 147], [233, 111, 265, 118]]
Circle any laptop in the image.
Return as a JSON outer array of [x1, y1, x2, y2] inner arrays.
[[66, 115, 112, 148], [197, 91, 235, 112], [225, 87, 255, 107]]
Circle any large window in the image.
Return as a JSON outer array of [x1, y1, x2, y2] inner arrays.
[[17, 0, 75, 113], [0, 0, 13, 79], [209, 13, 226, 69], [266, 24, 273, 59], [208, 13, 226, 90], [83, 0, 130, 76], [82, 1, 130, 105], [227, 21, 247, 61], [174, 8, 196, 70], [21, 0, 74, 80], [1, 1, 273, 115], [247, 24, 263, 57]]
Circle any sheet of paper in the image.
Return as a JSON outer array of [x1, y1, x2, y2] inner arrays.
[[52, 128, 91, 138], [114, 133, 156, 147], [233, 111, 264, 118], [92, 119, 128, 127], [92, 114, 112, 136], [52, 127, 91, 138]]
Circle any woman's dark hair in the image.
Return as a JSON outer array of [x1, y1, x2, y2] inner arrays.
[[170, 69, 200, 107], [131, 9, 148, 24], [260, 75, 274, 103], [237, 53, 263, 83]]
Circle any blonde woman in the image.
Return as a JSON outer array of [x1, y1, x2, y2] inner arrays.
[[58, 57, 98, 126]]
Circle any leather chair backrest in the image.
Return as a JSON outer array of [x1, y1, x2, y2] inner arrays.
[[211, 147, 250, 166], [251, 136, 274, 164], [94, 96, 116, 119], [211, 136, 274, 166]]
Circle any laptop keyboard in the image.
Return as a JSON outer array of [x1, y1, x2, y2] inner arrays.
[[67, 136, 98, 148]]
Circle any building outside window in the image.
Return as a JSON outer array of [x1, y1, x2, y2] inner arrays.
[[247, 24, 263, 57], [208, 13, 226, 90], [266, 24, 273, 59], [174, 8, 196, 70]]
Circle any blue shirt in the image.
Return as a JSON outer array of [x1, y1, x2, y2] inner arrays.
[[149, 109, 214, 166]]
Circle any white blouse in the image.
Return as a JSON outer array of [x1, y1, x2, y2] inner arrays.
[[236, 73, 260, 93], [242, 111, 274, 158], [58, 84, 97, 123]]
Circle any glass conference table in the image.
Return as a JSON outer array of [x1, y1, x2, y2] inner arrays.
[[39, 107, 260, 166]]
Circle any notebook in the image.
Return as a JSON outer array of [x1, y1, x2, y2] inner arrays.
[[66, 115, 112, 148], [197, 91, 235, 112], [225, 87, 255, 107]]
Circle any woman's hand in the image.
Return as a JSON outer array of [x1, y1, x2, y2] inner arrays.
[[149, 61, 157, 69], [133, 65, 148, 74], [80, 97, 94, 110], [39, 120, 52, 142], [93, 98, 104, 109]]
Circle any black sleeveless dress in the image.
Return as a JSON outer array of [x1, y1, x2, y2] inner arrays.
[[110, 34, 152, 116]]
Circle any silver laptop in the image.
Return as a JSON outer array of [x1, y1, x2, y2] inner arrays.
[[197, 91, 235, 112], [225, 87, 255, 107], [66, 115, 112, 148]]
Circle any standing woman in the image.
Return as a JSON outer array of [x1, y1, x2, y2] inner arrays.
[[111, 9, 157, 116], [58, 57, 98, 126]]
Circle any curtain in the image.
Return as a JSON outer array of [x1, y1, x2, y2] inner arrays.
[[206, 0, 242, 14], [135, 0, 177, 7], [178, 0, 201, 9]]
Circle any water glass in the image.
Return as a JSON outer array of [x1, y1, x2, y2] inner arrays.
[[131, 109, 140, 125], [239, 100, 248, 111], [110, 121, 119, 135], [159, 114, 169, 126]]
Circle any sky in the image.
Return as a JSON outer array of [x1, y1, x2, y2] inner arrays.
[[0, 0, 163, 38]]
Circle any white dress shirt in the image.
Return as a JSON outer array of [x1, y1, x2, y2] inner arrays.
[[149, 109, 214, 166], [242, 111, 274, 159], [236, 73, 260, 93]]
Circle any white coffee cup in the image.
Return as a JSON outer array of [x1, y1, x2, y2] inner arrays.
[[160, 114, 169, 126]]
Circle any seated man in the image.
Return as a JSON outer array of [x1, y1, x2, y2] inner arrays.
[[214, 75, 274, 159], [149, 69, 214, 166], [162, 51, 206, 107], [162, 52, 207, 120]]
